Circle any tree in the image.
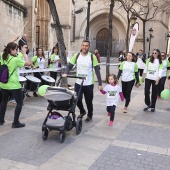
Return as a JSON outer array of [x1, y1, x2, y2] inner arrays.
[[130, 0, 158, 54], [106, 0, 115, 78], [116, 0, 137, 53], [46, 0, 67, 86]]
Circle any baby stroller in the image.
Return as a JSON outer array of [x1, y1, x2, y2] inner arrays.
[[42, 75, 85, 143]]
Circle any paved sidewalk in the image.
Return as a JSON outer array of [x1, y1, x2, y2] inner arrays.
[[0, 65, 170, 170]]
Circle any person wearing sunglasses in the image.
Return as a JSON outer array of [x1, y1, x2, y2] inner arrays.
[[142, 49, 163, 112], [157, 52, 170, 98]]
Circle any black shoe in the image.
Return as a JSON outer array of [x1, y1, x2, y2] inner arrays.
[[33, 92, 38, 97], [78, 111, 86, 119], [85, 117, 92, 123], [143, 106, 151, 111], [151, 108, 155, 112], [0, 121, 5, 126], [12, 122, 25, 128]]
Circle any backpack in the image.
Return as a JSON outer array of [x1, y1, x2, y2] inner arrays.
[[0, 57, 16, 83]]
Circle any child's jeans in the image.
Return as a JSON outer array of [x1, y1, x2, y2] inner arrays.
[[107, 105, 116, 121]]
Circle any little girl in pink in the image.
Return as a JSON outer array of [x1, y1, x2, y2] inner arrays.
[[100, 74, 124, 126]]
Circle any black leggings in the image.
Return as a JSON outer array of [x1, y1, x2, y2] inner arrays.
[[107, 105, 116, 121], [50, 71, 57, 81], [0, 89, 23, 123], [122, 80, 135, 107], [157, 76, 166, 96], [138, 69, 144, 77], [145, 78, 158, 108]]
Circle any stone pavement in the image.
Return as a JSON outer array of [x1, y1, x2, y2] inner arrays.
[[0, 64, 170, 170]]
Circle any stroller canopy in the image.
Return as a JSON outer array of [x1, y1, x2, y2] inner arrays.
[[44, 87, 74, 101]]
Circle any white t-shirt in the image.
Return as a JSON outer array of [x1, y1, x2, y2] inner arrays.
[[137, 58, 145, 69], [162, 59, 167, 77], [37, 57, 45, 69], [103, 84, 122, 106], [53, 55, 60, 68], [119, 61, 138, 82], [144, 58, 163, 80], [76, 54, 93, 86]]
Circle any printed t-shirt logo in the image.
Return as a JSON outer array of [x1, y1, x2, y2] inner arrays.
[[107, 91, 117, 98]]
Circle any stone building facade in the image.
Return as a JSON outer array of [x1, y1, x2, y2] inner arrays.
[[0, 0, 170, 57]]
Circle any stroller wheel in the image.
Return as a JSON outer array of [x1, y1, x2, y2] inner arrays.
[[59, 132, 65, 143], [42, 129, 48, 140], [76, 118, 82, 135]]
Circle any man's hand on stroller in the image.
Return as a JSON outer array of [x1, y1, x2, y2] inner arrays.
[[62, 74, 67, 77]]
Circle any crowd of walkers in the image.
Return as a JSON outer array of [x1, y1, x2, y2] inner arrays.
[[0, 37, 170, 128]]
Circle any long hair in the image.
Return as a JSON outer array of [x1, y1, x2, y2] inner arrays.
[[2, 42, 18, 60], [106, 74, 118, 84], [36, 47, 45, 58], [161, 52, 166, 60], [150, 49, 162, 64], [52, 46, 59, 55], [124, 52, 136, 62]]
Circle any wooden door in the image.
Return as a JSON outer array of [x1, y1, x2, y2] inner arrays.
[[96, 28, 109, 56]]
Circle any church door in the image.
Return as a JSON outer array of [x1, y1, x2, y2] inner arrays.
[[96, 28, 110, 57]]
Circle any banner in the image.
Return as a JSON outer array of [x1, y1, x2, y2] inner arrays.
[[129, 22, 139, 52]]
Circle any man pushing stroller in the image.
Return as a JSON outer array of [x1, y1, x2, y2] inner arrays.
[[62, 40, 102, 122]]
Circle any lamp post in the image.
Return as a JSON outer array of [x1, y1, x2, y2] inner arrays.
[[86, 0, 93, 40], [166, 33, 170, 54], [147, 28, 153, 58], [130, 15, 137, 28]]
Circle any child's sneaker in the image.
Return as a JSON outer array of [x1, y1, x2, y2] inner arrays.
[[123, 107, 127, 113], [109, 121, 113, 126], [108, 112, 111, 117]]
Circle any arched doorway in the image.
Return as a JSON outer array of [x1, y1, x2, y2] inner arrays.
[[96, 28, 110, 56]]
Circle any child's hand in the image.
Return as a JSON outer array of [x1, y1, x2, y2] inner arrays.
[[121, 98, 124, 102]]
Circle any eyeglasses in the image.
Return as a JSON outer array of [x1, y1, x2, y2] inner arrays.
[[152, 52, 158, 55], [161, 55, 165, 57]]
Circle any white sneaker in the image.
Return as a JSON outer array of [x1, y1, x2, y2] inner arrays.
[[9, 99, 16, 104]]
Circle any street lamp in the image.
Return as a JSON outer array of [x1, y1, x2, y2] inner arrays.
[[86, 0, 93, 40], [166, 33, 170, 54], [147, 28, 154, 57], [130, 15, 137, 27]]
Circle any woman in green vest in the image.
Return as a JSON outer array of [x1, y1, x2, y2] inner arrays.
[[0, 42, 31, 128], [49, 46, 60, 81]]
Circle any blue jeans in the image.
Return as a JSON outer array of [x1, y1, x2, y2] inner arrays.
[[0, 88, 23, 123], [74, 83, 94, 118]]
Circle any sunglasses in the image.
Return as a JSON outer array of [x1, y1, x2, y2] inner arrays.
[[152, 52, 158, 55], [161, 55, 165, 57]]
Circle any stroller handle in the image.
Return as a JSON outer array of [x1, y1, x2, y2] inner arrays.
[[56, 76, 85, 86], [66, 75, 86, 80]]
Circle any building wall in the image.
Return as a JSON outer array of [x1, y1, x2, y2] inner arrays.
[[0, 0, 25, 51], [0, 0, 170, 56]]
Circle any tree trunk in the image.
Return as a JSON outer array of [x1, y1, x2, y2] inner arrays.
[[46, 0, 67, 87], [106, 0, 114, 79], [143, 20, 146, 55], [126, 13, 130, 53]]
